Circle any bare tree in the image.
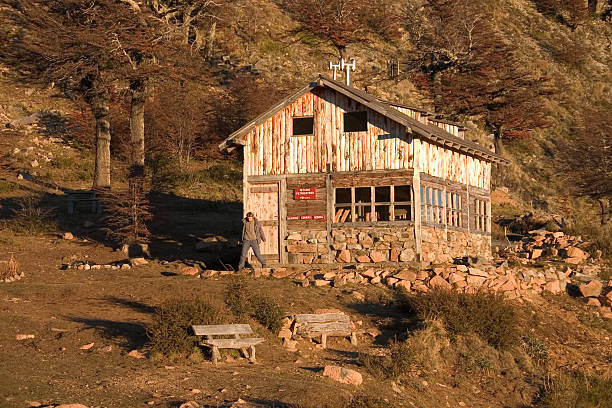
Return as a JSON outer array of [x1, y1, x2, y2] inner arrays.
[[558, 107, 612, 225], [0, 0, 162, 188]]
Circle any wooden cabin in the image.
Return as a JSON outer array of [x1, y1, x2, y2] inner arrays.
[[220, 75, 506, 266]]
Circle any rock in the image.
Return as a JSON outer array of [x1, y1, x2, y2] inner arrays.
[[566, 247, 588, 260], [278, 328, 292, 339], [282, 338, 298, 352], [369, 250, 385, 263], [322, 365, 362, 386], [355, 255, 371, 263], [390, 248, 400, 262], [531, 249, 542, 259], [466, 275, 487, 287], [128, 349, 146, 359], [30, 159, 39, 168], [468, 267, 488, 277], [314, 279, 331, 287], [565, 257, 582, 265], [180, 266, 199, 276], [130, 257, 148, 266], [80, 342, 94, 350], [15, 334, 35, 340], [287, 233, 302, 240], [56, 404, 89, 408], [352, 291, 365, 301], [120, 263, 131, 270], [178, 402, 200, 408], [83, 264, 91, 270], [337, 250, 351, 263], [394, 269, 416, 281], [429, 275, 451, 290], [586, 298, 601, 307], [399, 249, 416, 262], [272, 268, 292, 278], [395, 280, 411, 291], [362, 268, 377, 278], [580, 280, 603, 298], [543, 281, 562, 294], [456, 264, 468, 272], [448, 272, 465, 284], [62, 232, 74, 240]]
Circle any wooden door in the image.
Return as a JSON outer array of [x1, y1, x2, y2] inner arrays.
[[248, 182, 280, 264]]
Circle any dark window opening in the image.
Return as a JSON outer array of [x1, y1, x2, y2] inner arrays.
[[335, 188, 351, 204], [292, 116, 314, 136], [343, 111, 368, 132]]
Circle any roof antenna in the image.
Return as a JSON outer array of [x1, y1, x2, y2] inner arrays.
[[341, 58, 356, 86], [329, 61, 341, 80]]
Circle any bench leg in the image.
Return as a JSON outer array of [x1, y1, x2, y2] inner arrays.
[[240, 347, 250, 359], [321, 334, 327, 349], [249, 345, 256, 363], [350, 331, 358, 346], [212, 346, 221, 365]]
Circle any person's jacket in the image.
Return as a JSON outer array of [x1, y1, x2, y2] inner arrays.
[[241, 217, 266, 243]]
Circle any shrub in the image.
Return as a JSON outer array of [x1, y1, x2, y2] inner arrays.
[[534, 371, 612, 408], [224, 280, 284, 332], [523, 336, 549, 362], [398, 287, 520, 350], [3, 195, 56, 235], [148, 297, 230, 357]]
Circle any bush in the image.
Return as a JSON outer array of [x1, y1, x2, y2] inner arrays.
[[148, 297, 230, 357], [534, 371, 612, 408], [398, 287, 520, 350], [224, 280, 284, 332], [3, 195, 56, 235], [523, 336, 549, 362], [0, 254, 19, 279]]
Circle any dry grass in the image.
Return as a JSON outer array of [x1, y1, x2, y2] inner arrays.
[[0, 254, 19, 279]]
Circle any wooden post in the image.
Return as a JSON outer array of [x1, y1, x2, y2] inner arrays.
[[249, 345, 256, 363], [279, 177, 288, 264], [321, 333, 327, 349], [413, 171, 422, 259]]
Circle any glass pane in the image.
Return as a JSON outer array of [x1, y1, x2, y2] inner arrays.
[[375, 205, 390, 221], [437, 190, 442, 206], [335, 188, 351, 204], [334, 206, 352, 223], [293, 117, 314, 135], [395, 185, 411, 202], [355, 187, 371, 203], [395, 204, 412, 220], [355, 204, 372, 222], [343, 111, 368, 132], [375, 186, 390, 203]]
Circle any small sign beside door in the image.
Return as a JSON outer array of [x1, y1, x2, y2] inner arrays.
[[294, 188, 316, 200]]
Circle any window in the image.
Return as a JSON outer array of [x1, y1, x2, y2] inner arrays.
[[473, 198, 489, 232], [334, 185, 412, 223], [343, 111, 368, 132], [446, 192, 463, 228], [292, 116, 314, 136], [421, 186, 445, 224]]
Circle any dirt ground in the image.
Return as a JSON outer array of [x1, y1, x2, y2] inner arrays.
[[1, 231, 611, 408]]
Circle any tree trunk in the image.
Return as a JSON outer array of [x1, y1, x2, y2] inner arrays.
[[91, 95, 111, 189], [204, 21, 216, 59], [130, 79, 146, 176], [493, 125, 504, 156]]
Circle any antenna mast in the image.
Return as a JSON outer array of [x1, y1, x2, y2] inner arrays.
[[341, 58, 356, 86], [329, 61, 341, 80]]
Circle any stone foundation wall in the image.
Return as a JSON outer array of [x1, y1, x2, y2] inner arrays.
[[421, 226, 491, 263], [330, 226, 416, 263], [285, 230, 332, 264]]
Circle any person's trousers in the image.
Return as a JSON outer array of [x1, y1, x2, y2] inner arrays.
[[238, 240, 266, 269]]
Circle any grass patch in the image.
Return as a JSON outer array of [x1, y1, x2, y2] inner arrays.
[[534, 371, 612, 408], [398, 287, 520, 350], [225, 280, 285, 332], [148, 297, 231, 357], [0, 180, 14, 194], [523, 336, 549, 362]]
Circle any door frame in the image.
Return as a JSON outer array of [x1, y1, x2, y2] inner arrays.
[[246, 180, 282, 264]]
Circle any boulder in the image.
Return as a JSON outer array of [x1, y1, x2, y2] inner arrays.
[[394, 269, 416, 281], [395, 280, 411, 291], [448, 272, 465, 284], [429, 275, 451, 290], [468, 267, 488, 278], [566, 246, 588, 260], [130, 257, 148, 266], [543, 280, 562, 294], [62, 232, 74, 240], [579, 280, 603, 298], [531, 249, 543, 259], [180, 266, 199, 276], [322, 365, 362, 386]]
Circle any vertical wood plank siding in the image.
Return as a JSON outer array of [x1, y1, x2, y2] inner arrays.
[[244, 89, 490, 191]]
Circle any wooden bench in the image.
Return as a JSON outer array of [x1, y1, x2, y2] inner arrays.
[[192, 324, 264, 364], [66, 190, 102, 215], [292, 313, 357, 349]]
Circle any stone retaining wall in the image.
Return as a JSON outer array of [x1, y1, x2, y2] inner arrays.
[[284, 225, 490, 265]]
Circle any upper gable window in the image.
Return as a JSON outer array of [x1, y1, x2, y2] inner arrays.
[[292, 116, 314, 136], [343, 111, 368, 132]]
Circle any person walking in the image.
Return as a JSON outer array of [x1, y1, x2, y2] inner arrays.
[[238, 211, 267, 270]]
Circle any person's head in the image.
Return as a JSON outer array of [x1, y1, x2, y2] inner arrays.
[[246, 211, 254, 220]]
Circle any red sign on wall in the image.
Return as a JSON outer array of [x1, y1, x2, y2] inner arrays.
[[313, 214, 325, 220], [286, 216, 299, 221], [300, 215, 313, 220], [294, 188, 316, 200]]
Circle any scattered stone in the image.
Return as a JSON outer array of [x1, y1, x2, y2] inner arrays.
[[80, 342, 94, 350], [191, 388, 202, 394], [429, 275, 451, 290], [120, 263, 131, 270], [16, 334, 35, 340], [580, 280, 603, 298], [352, 291, 365, 301], [178, 402, 200, 408], [322, 365, 362, 386], [282, 338, 298, 352], [62, 232, 74, 240], [180, 266, 199, 276], [395, 280, 411, 291], [128, 349, 146, 359], [586, 298, 601, 307], [395, 269, 416, 281], [543, 281, 562, 295], [314, 279, 331, 287], [130, 257, 148, 266]]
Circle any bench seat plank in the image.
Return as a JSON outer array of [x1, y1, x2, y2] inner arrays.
[[296, 322, 351, 337], [192, 324, 253, 336], [201, 337, 264, 348], [294, 313, 350, 324]]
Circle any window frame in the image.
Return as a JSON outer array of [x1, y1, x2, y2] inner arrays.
[[333, 184, 413, 224], [473, 197, 490, 233], [292, 115, 315, 136]]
